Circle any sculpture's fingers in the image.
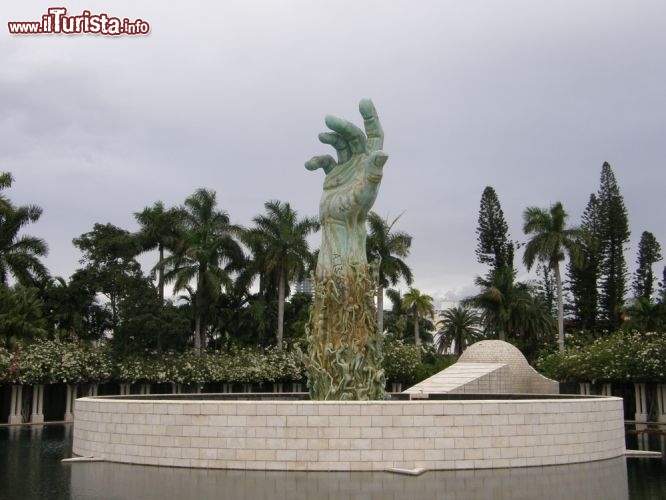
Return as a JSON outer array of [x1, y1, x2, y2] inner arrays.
[[318, 132, 351, 164], [305, 155, 337, 175], [355, 151, 387, 208], [365, 150, 388, 184], [325, 115, 366, 154], [359, 98, 384, 152]]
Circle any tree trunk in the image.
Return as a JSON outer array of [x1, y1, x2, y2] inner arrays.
[[196, 269, 206, 351], [555, 263, 565, 352], [414, 312, 420, 346], [377, 283, 384, 334], [277, 270, 286, 349], [156, 246, 164, 354], [158, 244, 165, 302], [194, 315, 201, 351]]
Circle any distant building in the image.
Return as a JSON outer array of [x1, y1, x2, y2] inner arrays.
[[292, 279, 314, 297]]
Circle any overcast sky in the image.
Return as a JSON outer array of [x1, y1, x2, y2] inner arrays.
[[2, 1, 665, 308]]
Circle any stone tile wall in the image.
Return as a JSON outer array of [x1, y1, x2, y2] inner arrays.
[[73, 397, 626, 471]]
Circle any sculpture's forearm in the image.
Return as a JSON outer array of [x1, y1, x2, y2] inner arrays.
[[317, 219, 368, 279]]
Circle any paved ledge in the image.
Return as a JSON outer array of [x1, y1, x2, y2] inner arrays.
[[624, 450, 662, 458], [62, 456, 106, 463], [386, 467, 428, 476]]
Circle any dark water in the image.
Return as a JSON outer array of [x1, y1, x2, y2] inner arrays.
[[0, 425, 664, 500]]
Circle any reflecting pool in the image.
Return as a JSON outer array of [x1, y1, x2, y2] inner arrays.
[[1, 425, 664, 500]]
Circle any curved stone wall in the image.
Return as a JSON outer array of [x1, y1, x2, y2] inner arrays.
[[73, 396, 625, 471]]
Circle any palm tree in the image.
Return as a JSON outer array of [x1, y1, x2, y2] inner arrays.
[[366, 212, 413, 334], [249, 200, 319, 349], [523, 202, 582, 351], [162, 189, 243, 350], [0, 202, 49, 286], [436, 306, 483, 355], [624, 297, 664, 333], [0, 172, 14, 213], [134, 201, 182, 302], [463, 267, 531, 342], [384, 288, 408, 338], [402, 287, 435, 347], [512, 293, 557, 362]]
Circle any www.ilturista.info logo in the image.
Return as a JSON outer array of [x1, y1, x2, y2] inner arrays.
[[8, 7, 150, 36]]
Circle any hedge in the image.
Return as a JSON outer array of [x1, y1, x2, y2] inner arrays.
[[537, 331, 666, 383]]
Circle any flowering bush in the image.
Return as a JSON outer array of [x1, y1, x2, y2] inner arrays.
[[537, 331, 666, 383], [382, 339, 421, 384], [0, 347, 13, 384], [2, 340, 113, 385], [1, 338, 447, 387], [111, 347, 305, 385]]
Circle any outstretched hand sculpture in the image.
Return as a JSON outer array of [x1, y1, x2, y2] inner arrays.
[[303, 99, 387, 400], [306, 99, 388, 279]]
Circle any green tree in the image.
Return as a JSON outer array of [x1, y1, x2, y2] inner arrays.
[[73, 223, 143, 334], [535, 263, 556, 316], [567, 194, 602, 331], [597, 162, 630, 328], [366, 212, 413, 334], [476, 186, 514, 280], [235, 231, 276, 346], [249, 200, 319, 349], [0, 284, 47, 347], [243, 295, 275, 347], [0, 174, 49, 286], [162, 189, 243, 350], [39, 276, 101, 341], [522, 201, 582, 351], [512, 293, 556, 362], [464, 267, 532, 342], [435, 306, 482, 355], [134, 201, 182, 302], [465, 270, 554, 359], [624, 297, 664, 334], [284, 292, 314, 343], [0, 172, 14, 213], [632, 231, 662, 301], [384, 288, 408, 338], [402, 287, 435, 347], [114, 278, 191, 355]]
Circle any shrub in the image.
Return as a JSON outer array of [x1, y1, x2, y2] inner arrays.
[[536, 331, 666, 383], [382, 339, 421, 385]]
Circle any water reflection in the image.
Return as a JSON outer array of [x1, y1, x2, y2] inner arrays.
[[68, 458, 628, 500], [3, 425, 666, 500], [0, 425, 72, 500], [625, 428, 666, 500]]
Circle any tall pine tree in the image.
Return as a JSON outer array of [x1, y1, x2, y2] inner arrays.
[[536, 263, 556, 317], [567, 193, 602, 331], [632, 231, 662, 300], [476, 186, 514, 280], [597, 162, 630, 328]]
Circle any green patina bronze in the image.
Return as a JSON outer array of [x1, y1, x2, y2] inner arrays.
[[303, 99, 387, 400]]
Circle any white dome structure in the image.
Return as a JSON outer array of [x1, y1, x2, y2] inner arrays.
[[405, 340, 558, 395]]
